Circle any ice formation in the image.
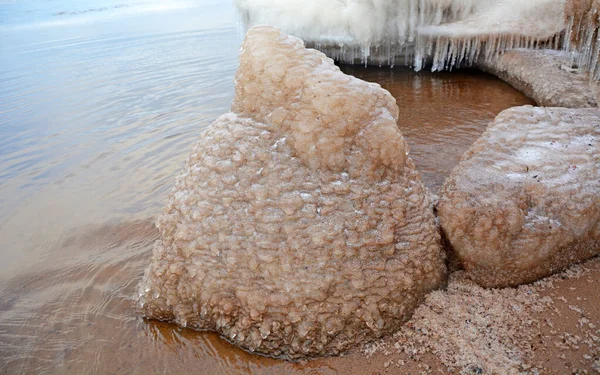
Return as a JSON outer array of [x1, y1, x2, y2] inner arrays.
[[565, 0, 600, 80], [236, 0, 599, 76], [136, 26, 446, 359], [414, 0, 566, 71], [235, 0, 481, 66], [437, 106, 600, 288], [477, 49, 600, 108]]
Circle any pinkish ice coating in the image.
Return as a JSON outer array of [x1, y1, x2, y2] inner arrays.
[[136, 26, 446, 359], [438, 106, 600, 288]]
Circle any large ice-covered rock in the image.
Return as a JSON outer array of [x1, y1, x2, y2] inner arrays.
[[136, 26, 446, 359], [437, 106, 600, 288], [414, 0, 566, 71]]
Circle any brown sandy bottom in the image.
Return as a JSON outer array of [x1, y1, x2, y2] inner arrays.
[[0, 220, 597, 375]]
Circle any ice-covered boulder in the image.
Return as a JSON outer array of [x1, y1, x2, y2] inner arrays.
[[136, 26, 446, 359], [437, 106, 600, 288]]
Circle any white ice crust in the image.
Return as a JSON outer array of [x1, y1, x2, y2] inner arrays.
[[235, 0, 568, 70], [136, 26, 446, 359]]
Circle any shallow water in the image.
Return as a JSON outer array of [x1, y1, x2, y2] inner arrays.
[[339, 65, 535, 192], [0, 1, 534, 374]]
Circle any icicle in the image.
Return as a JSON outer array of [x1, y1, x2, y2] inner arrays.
[[236, 0, 598, 79], [563, 1, 600, 81]]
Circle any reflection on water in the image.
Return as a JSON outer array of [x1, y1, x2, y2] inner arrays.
[[0, 1, 534, 373], [0, 0, 241, 280]]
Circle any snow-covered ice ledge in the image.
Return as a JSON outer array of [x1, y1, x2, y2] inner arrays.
[[235, 0, 599, 79]]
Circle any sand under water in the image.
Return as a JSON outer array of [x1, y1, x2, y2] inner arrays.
[[1, 1, 598, 374]]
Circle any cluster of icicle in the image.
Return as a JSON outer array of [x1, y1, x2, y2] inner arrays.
[[235, 0, 599, 79], [412, 0, 566, 71], [235, 0, 484, 64], [565, 0, 600, 80], [413, 33, 565, 72]]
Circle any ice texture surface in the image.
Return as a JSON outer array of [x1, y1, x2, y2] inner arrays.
[[438, 106, 600, 288], [477, 49, 600, 108], [136, 26, 446, 359]]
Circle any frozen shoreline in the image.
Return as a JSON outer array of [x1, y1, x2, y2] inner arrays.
[[477, 49, 600, 108]]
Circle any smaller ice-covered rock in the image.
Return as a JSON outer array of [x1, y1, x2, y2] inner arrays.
[[437, 106, 600, 288]]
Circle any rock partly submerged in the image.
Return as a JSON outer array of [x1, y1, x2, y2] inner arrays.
[[136, 26, 446, 359], [438, 106, 600, 288]]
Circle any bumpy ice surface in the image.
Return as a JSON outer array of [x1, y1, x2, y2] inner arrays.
[[438, 106, 600, 288], [477, 49, 600, 108], [136, 26, 446, 359]]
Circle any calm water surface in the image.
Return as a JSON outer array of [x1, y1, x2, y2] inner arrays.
[[0, 1, 534, 373]]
